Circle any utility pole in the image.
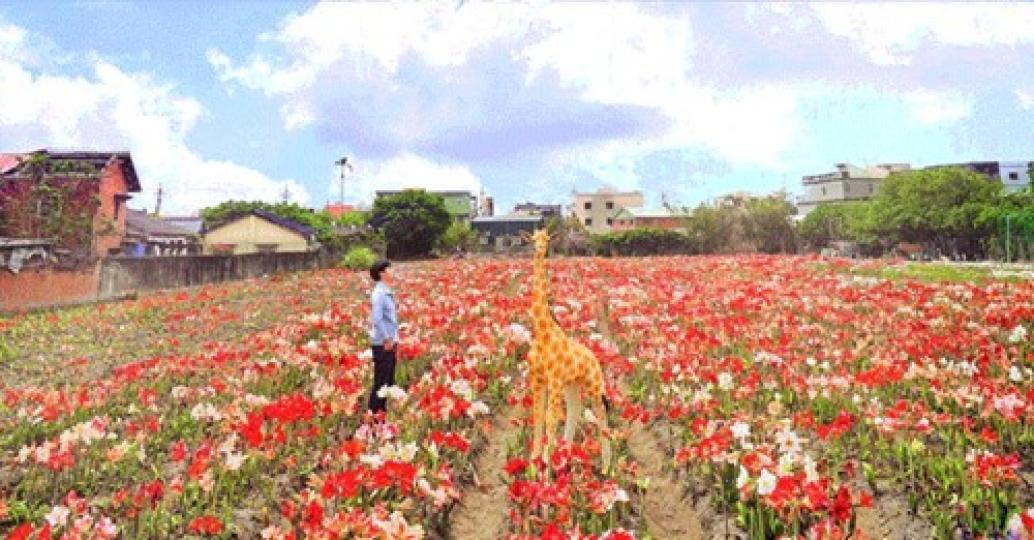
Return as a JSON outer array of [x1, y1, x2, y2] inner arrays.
[[155, 184, 163, 216], [335, 157, 352, 204], [281, 184, 291, 204]]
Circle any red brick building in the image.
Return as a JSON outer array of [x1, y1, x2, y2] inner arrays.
[[0, 149, 141, 259]]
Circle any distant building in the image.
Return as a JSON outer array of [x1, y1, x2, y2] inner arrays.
[[513, 202, 562, 218], [611, 207, 686, 232], [375, 189, 477, 224], [924, 161, 1032, 194], [715, 191, 757, 209], [471, 215, 543, 252], [324, 203, 355, 218], [797, 163, 911, 216], [161, 215, 204, 235], [570, 187, 644, 234], [202, 209, 318, 255], [124, 210, 199, 256], [0, 149, 142, 258]]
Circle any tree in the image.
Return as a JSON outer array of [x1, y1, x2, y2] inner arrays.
[[798, 201, 874, 249], [200, 201, 341, 244], [436, 221, 478, 253], [369, 190, 451, 258], [869, 167, 1000, 258], [742, 194, 798, 253]]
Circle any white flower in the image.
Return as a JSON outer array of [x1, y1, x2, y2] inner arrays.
[[1007, 325, 1027, 344], [225, 451, 246, 471], [360, 453, 384, 468], [736, 466, 749, 490], [1009, 366, 1023, 383], [717, 372, 734, 391], [45, 505, 70, 527], [756, 469, 777, 496], [190, 403, 223, 422], [449, 380, 474, 401], [376, 385, 408, 401], [467, 401, 491, 418], [730, 421, 751, 441]]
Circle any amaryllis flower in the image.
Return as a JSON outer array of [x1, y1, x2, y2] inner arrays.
[[188, 515, 223, 535]]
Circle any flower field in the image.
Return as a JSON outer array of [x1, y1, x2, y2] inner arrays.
[[0, 256, 1032, 539]]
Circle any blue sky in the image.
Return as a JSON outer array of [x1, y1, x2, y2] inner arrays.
[[1, 1, 1032, 214]]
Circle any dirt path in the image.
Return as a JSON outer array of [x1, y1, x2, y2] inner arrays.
[[853, 482, 932, 540], [447, 405, 520, 540], [626, 421, 706, 539], [596, 303, 706, 539]]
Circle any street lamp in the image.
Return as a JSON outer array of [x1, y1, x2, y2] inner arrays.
[[335, 157, 352, 205]]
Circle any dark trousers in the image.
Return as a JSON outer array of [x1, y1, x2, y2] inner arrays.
[[367, 345, 397, 414]]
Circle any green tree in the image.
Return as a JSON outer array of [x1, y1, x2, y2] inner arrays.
[[798, 201, 874, 249], [870, 167, 1000, 258], [742, 194, 798, 253], [200, 201, 340, 243], [369, 190, 451, 258], [436, 221, 478, 253]]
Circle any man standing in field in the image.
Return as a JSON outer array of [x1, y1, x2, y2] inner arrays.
[[368, 259, 399, 416]]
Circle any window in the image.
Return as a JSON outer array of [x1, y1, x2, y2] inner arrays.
[[821, 187, 827, 196], [585, 218, 593, 226], [844, 183, 851, 194], [584, 202, 592, 210], [606, 201, 614, 210], [869, 184, 874, 193], [1008, 172, 1019, 180], [113, 196, 121, 220], [606, 217, 613, 226]]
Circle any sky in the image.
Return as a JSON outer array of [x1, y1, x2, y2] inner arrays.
[[1, 1, 1032, 215]]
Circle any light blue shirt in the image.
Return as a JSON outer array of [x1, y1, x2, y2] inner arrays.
[[370, 281, 398, 346]]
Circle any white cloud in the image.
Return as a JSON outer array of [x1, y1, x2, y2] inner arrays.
[[903, 90, 973, 125], [1016, 89, 1034, 110], [211, 1, 803, 174], [0, 22, 306, 214], [327, 153, 483, 207], [809, 3, 1034, 65]]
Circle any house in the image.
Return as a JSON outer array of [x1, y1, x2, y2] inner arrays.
[[513, 202, 562, 218], [202, 209, 318, 255], [923, 161, 1032, 194], [471, 215, 544, 252], [375, 189, 478, 223], [570, 187, 644, 234], [0, 149, 142, 259], [611, 207, 686, 232], [797, 163, 910, 216], [160, 215, 204, 235], [123, 209, 198, 257]]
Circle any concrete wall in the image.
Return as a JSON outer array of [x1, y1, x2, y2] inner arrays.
[[98, 251, 325, 297], [202, 215, 310, 255]]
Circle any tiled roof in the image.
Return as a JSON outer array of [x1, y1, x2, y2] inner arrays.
[[126, 210, 195, 238], [0, 149, 142, 192]]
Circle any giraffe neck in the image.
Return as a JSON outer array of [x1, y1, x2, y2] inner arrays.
[[532, 248, 561, 336]]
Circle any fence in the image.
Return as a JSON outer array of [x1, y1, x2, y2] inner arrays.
[[98, 251, 333, 298]]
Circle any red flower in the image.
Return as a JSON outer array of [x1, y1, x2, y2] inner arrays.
[[504, 458, 529, 476], [188, 515, 223, 535], [831, 485, 852, 522], [303, 500, 324, 529], [170, 440, 188, 462], [6, 523, 33, 540]]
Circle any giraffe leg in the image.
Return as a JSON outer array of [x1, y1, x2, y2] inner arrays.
[[592, 395, 612, 474], [563, 384, 581, 442], [543, 379, 563, 461], [530, 375, 546, 459]]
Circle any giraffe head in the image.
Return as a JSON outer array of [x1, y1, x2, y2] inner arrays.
[[530, 228, 550, 255]]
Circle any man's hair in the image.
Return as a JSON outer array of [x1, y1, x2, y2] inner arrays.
[[370, 259, 391, 281]]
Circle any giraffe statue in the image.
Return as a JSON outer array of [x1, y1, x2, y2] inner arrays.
[[523, 228, 611, 472]]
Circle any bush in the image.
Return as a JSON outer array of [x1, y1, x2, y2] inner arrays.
[[340, 245, 377, 270], [592, 228, 696, 256]]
